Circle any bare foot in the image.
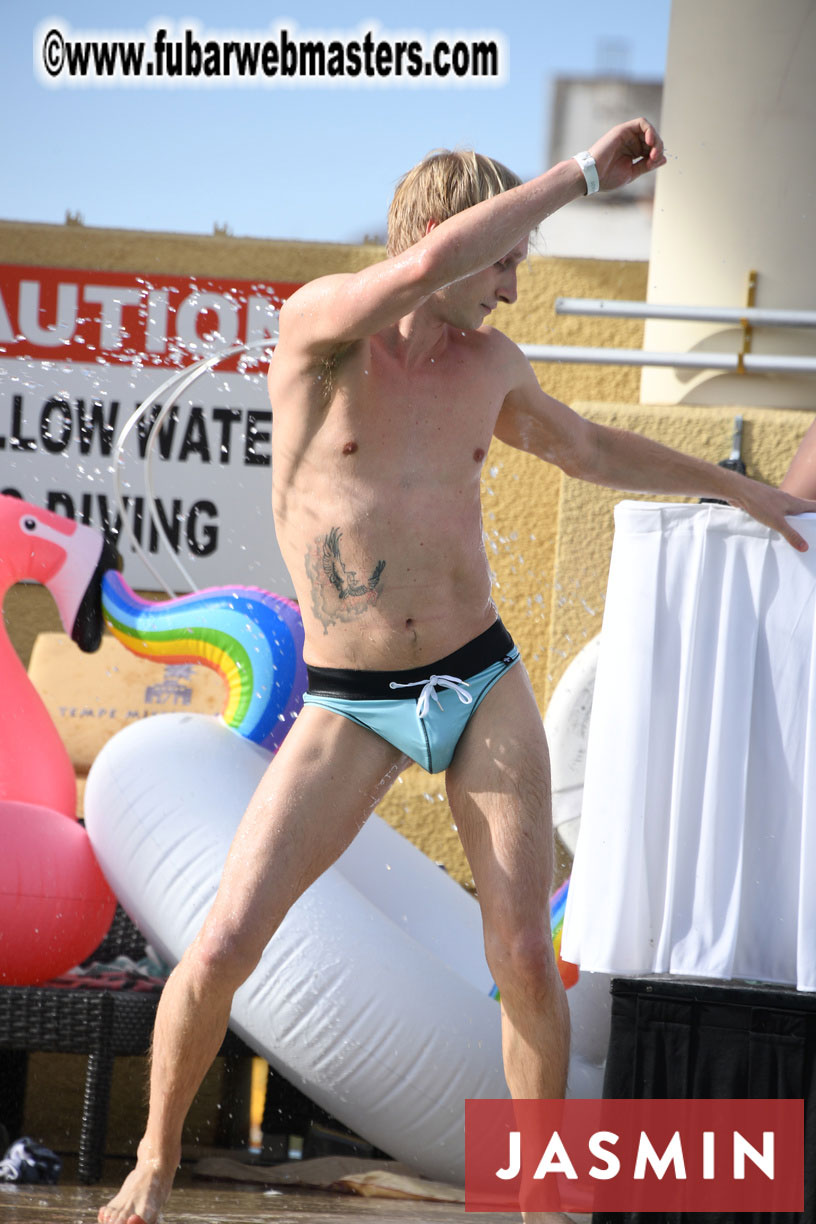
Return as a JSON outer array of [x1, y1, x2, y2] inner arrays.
[[98, 1153, 177, 1224]]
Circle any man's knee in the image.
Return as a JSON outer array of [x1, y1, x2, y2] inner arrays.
[[485, 920, 560, 999], [188, 920, 263, 991]]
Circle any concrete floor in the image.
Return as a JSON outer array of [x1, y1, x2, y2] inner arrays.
[[0, 1182, 501, 1223], [0, 1183, 595, 1223], [0, 1160, 594, 1223]]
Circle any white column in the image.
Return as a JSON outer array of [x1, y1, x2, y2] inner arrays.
[[641, 0, 816, 407]]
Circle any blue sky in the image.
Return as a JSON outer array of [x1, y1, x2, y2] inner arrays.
[[4, 1, 671, 243]]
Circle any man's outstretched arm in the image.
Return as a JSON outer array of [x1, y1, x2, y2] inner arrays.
[[278, 118, 665, 358], [495, 348, 816, 552]]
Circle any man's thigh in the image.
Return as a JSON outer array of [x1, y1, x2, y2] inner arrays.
[[206, 704, 408, 946], [445, 661, 553, 924]]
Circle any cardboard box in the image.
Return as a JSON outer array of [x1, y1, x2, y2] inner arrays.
[[28, 632, 224, 774]]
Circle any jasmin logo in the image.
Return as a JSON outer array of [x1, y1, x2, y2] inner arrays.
[[465, 1098, 803, 1213]]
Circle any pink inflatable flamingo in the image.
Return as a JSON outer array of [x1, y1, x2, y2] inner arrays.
[[0, 494, 117, 984]]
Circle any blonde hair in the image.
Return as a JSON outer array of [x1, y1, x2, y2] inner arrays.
[[386, 149, 522, 257]]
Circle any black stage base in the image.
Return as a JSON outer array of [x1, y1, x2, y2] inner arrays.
[[594, 975, 816, 1224]]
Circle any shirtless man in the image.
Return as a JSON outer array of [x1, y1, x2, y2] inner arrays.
[[100, 118, 816, 1224]]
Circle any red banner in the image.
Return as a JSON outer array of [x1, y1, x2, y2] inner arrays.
[[0, 263, 300, 371], [465, 1097, 804, 1213]]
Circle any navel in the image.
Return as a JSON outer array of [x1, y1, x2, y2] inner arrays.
[[342, 440, 358, 456], [473, 447, 486, 462]]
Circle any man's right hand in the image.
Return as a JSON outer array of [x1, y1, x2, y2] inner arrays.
[[589, 118, 666, 192]]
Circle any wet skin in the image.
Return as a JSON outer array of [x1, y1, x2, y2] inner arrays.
[[270, 242, 529, 670]]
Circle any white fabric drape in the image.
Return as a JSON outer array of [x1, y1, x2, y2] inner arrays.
[[561, 501, 816, 991]]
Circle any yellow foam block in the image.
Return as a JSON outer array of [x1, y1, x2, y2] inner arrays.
[[28, 632, 224, 773]]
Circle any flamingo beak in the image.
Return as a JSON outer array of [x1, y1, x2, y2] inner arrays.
[[69, 536, 122, 653]]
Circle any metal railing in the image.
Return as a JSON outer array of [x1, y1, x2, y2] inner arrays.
[[553, 297, 816, 329], [519, 345, 816, 374], [518, 294, 816, 374]]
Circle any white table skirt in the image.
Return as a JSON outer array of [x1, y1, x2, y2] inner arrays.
[[561, 502, 816, 992]]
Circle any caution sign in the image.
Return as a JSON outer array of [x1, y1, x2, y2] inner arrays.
[[0, 263, 301, 592]]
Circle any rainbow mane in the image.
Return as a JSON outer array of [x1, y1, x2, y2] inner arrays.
[[490, 876, 578, 996], [102, 571, 307, 754], [549, 877, 578, 987]]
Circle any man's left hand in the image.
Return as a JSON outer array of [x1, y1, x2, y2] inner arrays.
[[725, 479, 816, 552]]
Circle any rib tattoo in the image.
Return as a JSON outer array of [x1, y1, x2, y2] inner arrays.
[[306, 527, 386, 632]]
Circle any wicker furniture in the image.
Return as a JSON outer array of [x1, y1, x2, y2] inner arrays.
[[0, 906, 254, 1183]]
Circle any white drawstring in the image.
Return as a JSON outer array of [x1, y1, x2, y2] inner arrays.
[[389, 674, 472, 719]]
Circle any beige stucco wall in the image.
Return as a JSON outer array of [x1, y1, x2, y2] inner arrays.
[[2, 220, 811, 888], [0, 217, 385, 280]]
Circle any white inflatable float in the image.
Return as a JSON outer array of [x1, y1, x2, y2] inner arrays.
[[545, 635, 601, 855], [85, 711, 610, 1182]]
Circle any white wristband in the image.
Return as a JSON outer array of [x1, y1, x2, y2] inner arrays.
[[572, 150, 599, 195]]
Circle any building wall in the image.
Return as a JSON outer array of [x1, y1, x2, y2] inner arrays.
[[1, 220, 810, 887], [0, 217, 385, 280], [541, 76, 661, 259]]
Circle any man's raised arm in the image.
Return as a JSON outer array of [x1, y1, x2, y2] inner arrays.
[[278, 118, 665, 359]]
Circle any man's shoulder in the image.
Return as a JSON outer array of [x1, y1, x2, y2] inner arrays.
[[468, 324, 527, 367], [281, 273, 355, 316], [274, 274, 367, 368]]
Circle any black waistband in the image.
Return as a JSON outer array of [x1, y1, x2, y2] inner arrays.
[[306, 619, 515, 701]]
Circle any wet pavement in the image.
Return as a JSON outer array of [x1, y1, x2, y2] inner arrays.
[[0, 1181, 525, 1223], [0, 1175, 593, 1223]]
